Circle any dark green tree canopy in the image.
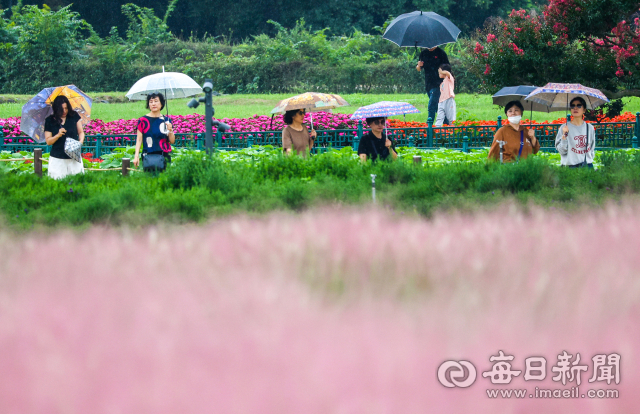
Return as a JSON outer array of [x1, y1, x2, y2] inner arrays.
[[2, 0, 544, 40]]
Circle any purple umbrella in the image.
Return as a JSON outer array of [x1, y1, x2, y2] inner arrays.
[[350, 101, 420, 120], [351, 101, 421, 143]]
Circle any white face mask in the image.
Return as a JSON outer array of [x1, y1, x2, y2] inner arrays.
[[508, 115, 522, 124]]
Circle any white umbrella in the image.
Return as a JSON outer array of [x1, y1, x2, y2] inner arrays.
[[126, 68, 203, 115]]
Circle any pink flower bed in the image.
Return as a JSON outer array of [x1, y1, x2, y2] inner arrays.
[[0, 206, 638, 413], [1, 112, 359, 142]]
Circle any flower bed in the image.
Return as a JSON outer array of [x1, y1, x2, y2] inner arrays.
[[2, 111, 638, 143], [388, 111, 638, 128]]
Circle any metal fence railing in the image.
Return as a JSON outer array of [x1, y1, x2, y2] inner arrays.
[[2, 114, 640, 155]]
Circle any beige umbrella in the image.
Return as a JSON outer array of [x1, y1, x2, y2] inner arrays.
[[270, 92, 349, 129]]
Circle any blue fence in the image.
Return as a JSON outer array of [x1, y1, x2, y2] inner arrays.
[[2, 114, 640, 155]]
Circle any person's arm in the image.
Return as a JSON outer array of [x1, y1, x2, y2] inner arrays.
[[385, 138, 398, 160], [416, 51, 424, 71], [487, 129, 501, 160], [308, 127, 316, 148], [45, 130, 65, 146], [45, 129, 66, 146], [44, 120, 66, 146], [133, 130, 143, 167], [282, 128, 292, 155], [358, 135, 367, 162], [76, 119, 85, 145], [555, 125, 569, 155], [166, 117, 176, 144], [527, 128, 540, 154], [440, 70, 452, 79]]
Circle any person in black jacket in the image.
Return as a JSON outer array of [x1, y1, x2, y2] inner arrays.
[[358, 117, 397, 162], [416, 46, 450, 124], [44, 95, 85, 179]]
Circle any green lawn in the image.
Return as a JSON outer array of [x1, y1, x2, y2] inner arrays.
[[2, 92, 640, 123]]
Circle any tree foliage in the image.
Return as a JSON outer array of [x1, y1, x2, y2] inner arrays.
[[0, 3, 89, 92], [468, 0, 640, 98], [3, 0, 545, 40]]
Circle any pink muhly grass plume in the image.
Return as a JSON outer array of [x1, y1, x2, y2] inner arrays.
[[0, 206, 638, 413]]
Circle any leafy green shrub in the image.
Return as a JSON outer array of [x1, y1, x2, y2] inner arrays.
[[0, 4, 90, 93], [279, 178, 310, 211], [5, 146, 640, 227], [476, 158, 548, 193]]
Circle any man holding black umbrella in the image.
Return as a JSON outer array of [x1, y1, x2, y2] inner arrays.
[[417, 47, 450, 123], [381, 10, 461, 123]]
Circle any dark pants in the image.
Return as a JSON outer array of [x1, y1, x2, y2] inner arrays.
[[427, 87, 449, 125], [568, 162, 594, 168]]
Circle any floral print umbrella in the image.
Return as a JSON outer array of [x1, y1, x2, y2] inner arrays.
[[350, 101, 420, 119], [524, 83, 609, 111]]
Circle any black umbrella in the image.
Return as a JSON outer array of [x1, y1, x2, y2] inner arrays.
[[492, 86, 550, 112], [383, 11, 461, 49], [493, 85, 551, 127]]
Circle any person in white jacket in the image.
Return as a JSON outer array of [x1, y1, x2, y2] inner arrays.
[[555, 97, 596, 168]]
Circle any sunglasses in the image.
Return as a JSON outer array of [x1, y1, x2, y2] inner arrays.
[[370, 119, 386, 126], [297, 110, 306, 115], [570, 104, 584, 109]]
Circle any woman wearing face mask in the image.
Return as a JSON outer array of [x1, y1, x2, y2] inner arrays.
[[555, 97, 595, 168], [488, 100, 539, 162], [358, 117, 397, 162]]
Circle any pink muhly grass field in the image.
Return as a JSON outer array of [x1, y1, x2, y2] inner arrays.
[[0, 206, 638, 413]]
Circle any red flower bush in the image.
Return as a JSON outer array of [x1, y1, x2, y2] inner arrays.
[[468, 0, 640, 99]]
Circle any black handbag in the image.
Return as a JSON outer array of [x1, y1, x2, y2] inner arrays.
[[142, 153, 166, 172]]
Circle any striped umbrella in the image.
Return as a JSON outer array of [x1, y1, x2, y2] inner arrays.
[[350, 101, 420, 120], [524, 83, 609, 111]]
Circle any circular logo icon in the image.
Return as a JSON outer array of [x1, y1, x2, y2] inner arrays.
[[138, 118, 150, 134], [437, 360, 477, 388], [159, 138, 172, 152]]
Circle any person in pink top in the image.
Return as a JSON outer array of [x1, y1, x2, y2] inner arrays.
[[435, 63, 456, 127]]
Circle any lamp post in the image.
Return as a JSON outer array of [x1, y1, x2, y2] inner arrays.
[[187, 79, 229, 154]]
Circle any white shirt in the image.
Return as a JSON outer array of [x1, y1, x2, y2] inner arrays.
[[555, 121, 596, 166]]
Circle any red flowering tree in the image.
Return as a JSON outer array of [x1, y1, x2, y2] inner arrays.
[[468, 0, 640, 100]]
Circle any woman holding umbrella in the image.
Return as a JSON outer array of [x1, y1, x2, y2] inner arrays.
[[44, 95, 85, 179], [282, 108, 317, 157], [555, 97, 595, 168], [358, 117, 397, 162], [488, 101, 539, 163], [133, 93, 175, 172], [273, 92, 348, 157]]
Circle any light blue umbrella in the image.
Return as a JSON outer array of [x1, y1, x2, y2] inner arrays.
[[350, 101, 420, 119]]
